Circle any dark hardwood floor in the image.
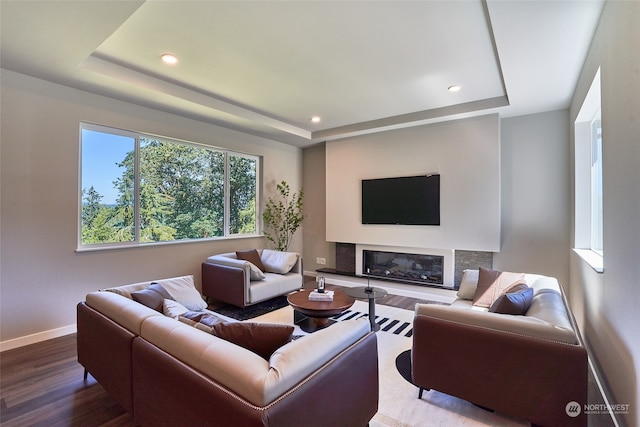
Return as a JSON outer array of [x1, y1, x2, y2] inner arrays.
[[0, 279, 615, 427], [0, 333, 135, 426]]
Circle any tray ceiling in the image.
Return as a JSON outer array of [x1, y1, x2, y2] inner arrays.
[[1, 0, 604, 147]]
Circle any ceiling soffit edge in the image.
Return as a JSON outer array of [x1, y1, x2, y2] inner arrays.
[[312, 96, 509, 142], [80, 53, 312, 140]]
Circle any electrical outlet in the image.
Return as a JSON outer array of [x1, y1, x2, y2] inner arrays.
[[316, 257, 326, 265]]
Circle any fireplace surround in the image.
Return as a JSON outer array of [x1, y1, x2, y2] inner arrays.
[[327, 244, 492, 290]]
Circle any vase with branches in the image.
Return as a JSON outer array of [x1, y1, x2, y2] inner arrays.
[[262, 181, 304, 251]]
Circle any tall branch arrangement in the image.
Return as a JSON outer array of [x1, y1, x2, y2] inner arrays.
[[262, 181, 304, 252]]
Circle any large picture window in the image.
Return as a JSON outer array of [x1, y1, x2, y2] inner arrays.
[[80, 123, 259, 248]]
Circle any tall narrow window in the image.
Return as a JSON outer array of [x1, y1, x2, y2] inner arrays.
[[79, 124, 260, 249], [590, 112, 603, 255], [574, 68, 603, 271]]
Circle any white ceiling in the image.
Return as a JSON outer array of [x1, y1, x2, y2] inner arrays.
[[1, 0, 604, 147]]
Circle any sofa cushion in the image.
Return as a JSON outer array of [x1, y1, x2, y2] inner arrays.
[[261, 249, 298, 274], [473, 267, 526, 308], [163, 299, 189, 318], [131, 284, 173, 312], [248, 273, 303, 304], [456, 269, 479, 300], [153, 275, 208, 311], [489, 284, 534, 315], [210, 322, 294, 360], [236, 249, 266, 272]]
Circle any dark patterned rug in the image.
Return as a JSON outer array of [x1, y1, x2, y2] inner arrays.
[[211, 295, 290, 321]]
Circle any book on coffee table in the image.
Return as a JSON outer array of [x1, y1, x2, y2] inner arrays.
[[308, 290, 334, 301]]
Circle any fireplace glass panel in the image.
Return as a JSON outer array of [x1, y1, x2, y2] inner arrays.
[[363, 250, 443, 286]]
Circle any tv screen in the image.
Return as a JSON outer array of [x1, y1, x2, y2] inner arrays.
[[361, 174, 440, 225]]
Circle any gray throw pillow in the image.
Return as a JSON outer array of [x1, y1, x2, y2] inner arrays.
[[131, 283, 173, 312], [489, 285, 534, 315]]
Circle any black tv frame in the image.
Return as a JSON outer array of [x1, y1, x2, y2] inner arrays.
[[361, 174, 440, 226]]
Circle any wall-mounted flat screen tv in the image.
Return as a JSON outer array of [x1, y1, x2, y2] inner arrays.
[[362, 174, 440, 225]]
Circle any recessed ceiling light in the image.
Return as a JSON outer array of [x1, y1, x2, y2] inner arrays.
[[448, 85, 461, 92], [161, 53, 178, 65], [310, 116, 321, 124]]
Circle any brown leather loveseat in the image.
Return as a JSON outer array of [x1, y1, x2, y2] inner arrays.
[[202, 249, 303, 308]]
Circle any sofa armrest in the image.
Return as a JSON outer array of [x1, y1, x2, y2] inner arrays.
[[264, 328, 378, 427], [77, 302, 136, 414], [412, 313, 587, 426], [205, 254, 254, 271], [133, 318, 377, 427], [201, 262, 248, 307], [286, 252, 302, 275], [139, 315, 373, 407]]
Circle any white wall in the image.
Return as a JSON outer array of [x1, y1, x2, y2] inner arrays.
[[325, 114, 501, 252], [0, 70, 303, 348], [494, 110, 570, 286], [568, 2, 640, 425]]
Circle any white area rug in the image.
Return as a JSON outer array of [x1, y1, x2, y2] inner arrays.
[[252, 301, 529, 427]]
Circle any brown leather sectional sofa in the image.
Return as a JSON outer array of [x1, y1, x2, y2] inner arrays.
[[77, 277, 378, 427], [411, 273, 588, 427]]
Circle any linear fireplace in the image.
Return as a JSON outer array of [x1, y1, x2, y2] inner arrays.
[[363, 249, 444, 286]]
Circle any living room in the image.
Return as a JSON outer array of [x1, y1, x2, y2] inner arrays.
[[1, 1, 639, 426]]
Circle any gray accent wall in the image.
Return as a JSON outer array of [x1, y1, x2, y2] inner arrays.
[[568, 2, 640, 426], [493, 110, 570, 287]]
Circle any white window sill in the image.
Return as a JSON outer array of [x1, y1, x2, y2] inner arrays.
[[573, 249, 604, 273], [76, 233, 263, 253]]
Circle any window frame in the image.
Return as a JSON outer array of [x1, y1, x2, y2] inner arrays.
[[78, 122, 261, 251], [573, 68, 603, 272]]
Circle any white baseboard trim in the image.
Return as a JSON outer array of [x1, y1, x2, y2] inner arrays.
[[588, 357, 621, 427], [0, 324, 77, 352], [305, 270, 457, 304]]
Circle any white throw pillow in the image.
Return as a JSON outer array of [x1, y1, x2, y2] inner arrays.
[[457, 269, 479, 300], [154, 275, 207, 311], [163, 299, 189, 318], [261, 249, 298, 274], [247, 262, 266, 281]]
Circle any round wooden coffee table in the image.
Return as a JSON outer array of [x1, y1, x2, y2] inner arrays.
[[287, 289, 355, 332]]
